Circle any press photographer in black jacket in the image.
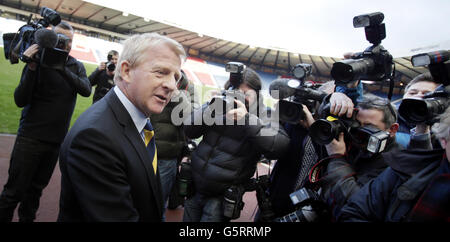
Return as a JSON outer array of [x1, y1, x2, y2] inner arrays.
[[0, 21, 91, 222], [89, 50, 119, 103], [182, 67, 290, 222]]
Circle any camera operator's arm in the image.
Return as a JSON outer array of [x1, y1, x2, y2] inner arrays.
[[14, 44, 40, 107], [338, 168, 394, 222], [240, 101, 290, 159], [335, 81, 363, 106], [324, 133, 363, 216], [88, 67, 102, 87], [61, 62, 92, 97], [407, 124, 433, 150], [299, 104, 316, 128]]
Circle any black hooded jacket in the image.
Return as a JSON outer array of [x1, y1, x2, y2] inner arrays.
[[184, 104, 290, 196]]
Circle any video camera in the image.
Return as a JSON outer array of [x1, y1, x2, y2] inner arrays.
[[331, 12, 394, 88], [208, 62, 247, 116], [2, 7, 69, 70], [269, 64, 327, 124], [399, 50, 450, 124]]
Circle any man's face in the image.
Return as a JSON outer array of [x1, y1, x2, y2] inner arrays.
[[356, 108, 387, 131], [121, 43, 181, 116], [403, 81, 439, 99], [110, 54, 119, 65], [54, 26, 73, 52]]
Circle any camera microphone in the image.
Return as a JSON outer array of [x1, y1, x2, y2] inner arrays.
[[269, 78, 298, 99], [34, 28, 58, 48]]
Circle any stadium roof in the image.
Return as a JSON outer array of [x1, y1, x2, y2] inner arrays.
[[0, 0, 429, 84]]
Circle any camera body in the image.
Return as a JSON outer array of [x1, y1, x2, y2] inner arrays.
[[309, 103, 360, 145], [331, 12, 393, 85], [270, 64, 327, 124], [208, 62, 247, 116], [223, 174, 275, 221], [106, 62, 116, 72], [274, 187, 329, 222], [399, 50, 450, 125], [3, 7, 62, 65]]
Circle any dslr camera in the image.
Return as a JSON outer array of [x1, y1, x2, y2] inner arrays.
[[208, 62, 246, 116], [223, 174, 275, 221], [274, 187, 329, 222], [309, 101, 390, 154], [399, 50, 450, 124], [2, 7, 69, 70], [269, 64, 327, 124], [331, 12, 394, 86]]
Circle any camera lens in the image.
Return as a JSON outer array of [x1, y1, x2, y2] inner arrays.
[[278, 100, 305, 124], [107, 62, 116, 72], [331, 58, 375, 82], [309, 119, 340, 145], [399, 97, 449, 124]]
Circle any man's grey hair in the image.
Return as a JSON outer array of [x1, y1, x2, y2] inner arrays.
[[114, 33, 186, 83], [432, 107, 450, 141], [357, 93, 397, 129]]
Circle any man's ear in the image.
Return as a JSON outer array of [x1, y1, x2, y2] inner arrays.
[[389, 122, 399, 138], [120, 60, 132, 84]]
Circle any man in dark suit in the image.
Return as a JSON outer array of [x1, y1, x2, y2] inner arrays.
[[58, 33, 186, 221]]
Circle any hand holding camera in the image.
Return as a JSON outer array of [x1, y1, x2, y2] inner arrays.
[[225, 98, 248, 121], [22, 44, 39, 71]]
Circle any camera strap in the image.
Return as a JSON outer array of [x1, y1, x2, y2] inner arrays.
[[308, 154, 346, 187], [387, 61, 396, 101]]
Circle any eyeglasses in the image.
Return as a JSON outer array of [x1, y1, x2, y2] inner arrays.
[[358, 97, 397, 121]]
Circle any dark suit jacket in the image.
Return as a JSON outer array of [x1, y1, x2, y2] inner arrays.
[[58, 90, 164, 221]]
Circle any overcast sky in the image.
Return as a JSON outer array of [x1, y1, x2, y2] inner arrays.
[[87, 0, 450, 58]]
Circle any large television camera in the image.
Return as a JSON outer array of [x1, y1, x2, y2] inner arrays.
[[2, 7, 69, 70], [331, 12, 394, 89], [208, 62, 247, 116], [399, 50, 450, 124], [269, 64, 327, 124]]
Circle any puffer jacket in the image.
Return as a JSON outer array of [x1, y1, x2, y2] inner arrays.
[[184, 103, 290, 196], [150, 83, 197, 159]]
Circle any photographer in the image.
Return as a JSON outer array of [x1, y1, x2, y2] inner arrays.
[[311, 94, 400, 221], [182, 67, 289, 222], [0, 21, 91, 222], [268, 81, 357, 219], [89, 50, 119, 103], [396, 72, 440, 149], [339, 106, 450, 222]]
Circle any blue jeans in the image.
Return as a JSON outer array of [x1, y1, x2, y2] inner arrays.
[[0, 136, 59, 222], [158, 158, 178, 220], [183, 193, 230, 222]]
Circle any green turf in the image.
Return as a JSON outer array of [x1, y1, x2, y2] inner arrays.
[[0, 47, 97, 134]]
